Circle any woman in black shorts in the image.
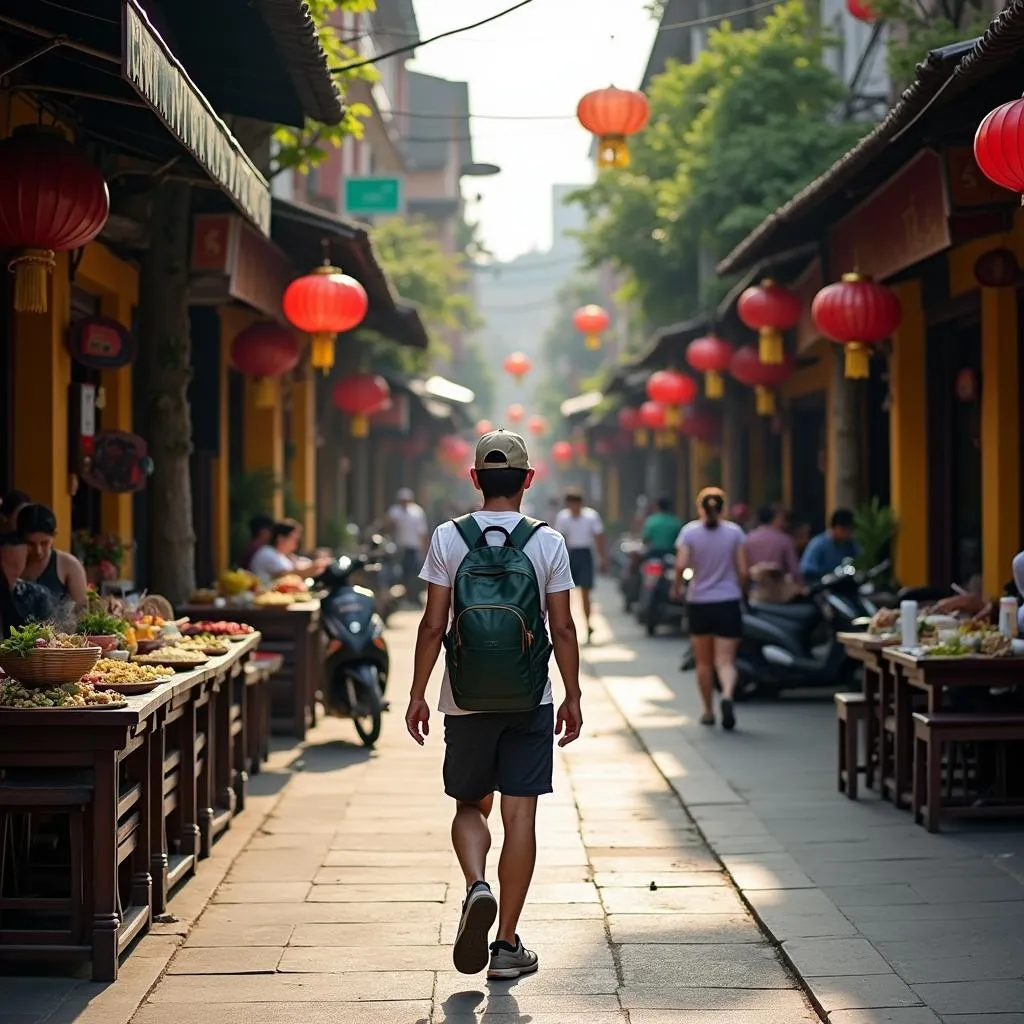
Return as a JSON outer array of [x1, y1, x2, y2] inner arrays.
[[671, 489, 748, 730]]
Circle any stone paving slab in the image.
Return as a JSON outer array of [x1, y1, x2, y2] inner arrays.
[[131, 1002, 432, 1024], [827, 1011, 941, 1024]]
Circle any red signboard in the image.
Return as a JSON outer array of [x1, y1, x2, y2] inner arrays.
[[191, 214, 232, 271], [829, 149, 951, 282], [946, 146, 1016, 209], [67, 316, 136, 369]]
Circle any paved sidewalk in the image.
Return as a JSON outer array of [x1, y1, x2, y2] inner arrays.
[[585, 580, 1024, 1024], [124, 606, 816, 1024]]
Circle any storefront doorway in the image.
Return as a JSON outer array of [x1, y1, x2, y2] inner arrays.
[[927, 307, 982, 587], [790, 392, 827, 534]]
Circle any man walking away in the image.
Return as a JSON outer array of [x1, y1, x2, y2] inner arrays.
[[800, 508, 860, 581], [387, 488, 428, 604], [554, 489, 607, 642], [406, 430, 582, 980]]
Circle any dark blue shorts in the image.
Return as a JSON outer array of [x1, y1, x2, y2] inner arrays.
[[568, 548, 595, 589]]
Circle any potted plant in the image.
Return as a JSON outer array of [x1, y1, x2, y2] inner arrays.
[[73, 531, 127, 586], [76, 609, 128, 653]]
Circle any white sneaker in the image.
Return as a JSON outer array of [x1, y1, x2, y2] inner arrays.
[[453, 881, 497, 975], [487, 935, 539, 980]]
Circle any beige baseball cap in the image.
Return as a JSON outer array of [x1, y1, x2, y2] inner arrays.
[[474, 429, 531, 471]]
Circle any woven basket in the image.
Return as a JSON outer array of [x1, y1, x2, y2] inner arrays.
[[137, 595, 174, 621], [0, 646, 102, 687]]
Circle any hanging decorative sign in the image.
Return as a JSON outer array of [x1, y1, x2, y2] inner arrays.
[[80, 431, 154, 493], [973, 248, 1020, 288], [67, 316, 136, 369]]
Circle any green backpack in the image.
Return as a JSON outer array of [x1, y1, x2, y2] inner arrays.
[[443, 514, 552, 712]]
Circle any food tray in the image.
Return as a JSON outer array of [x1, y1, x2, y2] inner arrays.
[[133, 657, 208, 671], [96, 680, 163, 695], [0, 647, 102, 687], [1, 700, 129, 711]]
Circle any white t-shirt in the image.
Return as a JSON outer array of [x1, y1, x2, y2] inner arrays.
[[554, 507, 604, 550], [388, 503, 428, 549], [249, 545, 293, 580], [419, 511, 575, 716]]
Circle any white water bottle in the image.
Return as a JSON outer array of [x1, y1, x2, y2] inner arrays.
[[900, 600, 919, 648], [999, 597, 1018, 638]]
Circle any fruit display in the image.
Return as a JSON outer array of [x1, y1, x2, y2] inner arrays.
[[87, 660, 175, 684], [183, 621, 255, 637], [273, 574, 308, 595], [0, 679, 125, 709], [219, 569, 259, 596]]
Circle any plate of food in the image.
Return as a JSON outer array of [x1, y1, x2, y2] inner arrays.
[[133, 645, 209, 670], [0, 679, 128, 709]]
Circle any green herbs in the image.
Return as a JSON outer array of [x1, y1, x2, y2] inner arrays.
[[76, 611, 128, 637], [0, 624, 53, 655]]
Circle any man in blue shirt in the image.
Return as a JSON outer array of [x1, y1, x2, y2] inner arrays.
[[800, 508, 860, 580]]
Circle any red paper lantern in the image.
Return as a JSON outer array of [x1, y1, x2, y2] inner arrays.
[[475, 418, 494, 435], [646, 369, 697, 426], [283, 265, 368, 372], [577, 86, 650, 169], [533, 459, 549, 482], [811, 273, 902, 379], [974, 99, 1024, 197], [503, 351, 533, 381], [617, 406, 646, 447], [847, 0, 877, 21], [737, 279, 801, 365], [332, 373, 389, 437], [679, 408, 721, 442], [730, 346, 794, 416], [527, 414, 548, 437], [507, 403, 524, 424], [573, 304, 611, 350], [572, 439, 587, 460], [230, 322, 301, 410], [552, 440, 574, 464], [686, 334, 734, 399], [638, 401, 667, 430], [0, 126, 110, 313], [438, 434, 471, 469]]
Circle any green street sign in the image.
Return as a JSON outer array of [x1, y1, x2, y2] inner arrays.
[[344, 176, 403, 216]]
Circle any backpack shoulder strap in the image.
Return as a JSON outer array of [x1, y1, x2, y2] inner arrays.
[[452, 514, 484, 550], [509, 516, 546, 551]]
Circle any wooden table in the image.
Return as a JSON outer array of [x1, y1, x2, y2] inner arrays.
[[837, 632, 898, 795], [0, 634, 267, 981], [177, 603, 323, 739], [882, 648, 1024, 809]]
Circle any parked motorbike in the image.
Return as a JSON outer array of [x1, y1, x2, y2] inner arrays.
[[636, 552, 693, 637], [354, 533, 405, 624], [619, 536, 646, 612], [733, 560, 890, 700], [312, 555, 390, 747]]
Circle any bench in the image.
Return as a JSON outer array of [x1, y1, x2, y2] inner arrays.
[[912, 712, 1024, 832], [835, 692, 867, 800]]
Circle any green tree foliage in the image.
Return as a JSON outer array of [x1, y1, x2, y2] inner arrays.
[[872, 0, 991, 90], [571, 1, 869, 327], [534, 275, 610, 425], [272, 0, 375, 175]]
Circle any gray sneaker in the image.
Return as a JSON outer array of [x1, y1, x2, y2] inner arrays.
[[488, 935, 539, 980], [453, 881, 497, 975]]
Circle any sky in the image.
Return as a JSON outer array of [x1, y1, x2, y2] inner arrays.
[[407, 0, 659, 262]]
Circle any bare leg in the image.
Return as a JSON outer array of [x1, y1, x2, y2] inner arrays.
[[581, 588, 592, 634], [496, 795, 538, 944], [714, 637, 740, 700], [692, 634, 715, 717], [452, 795, 493, 888]]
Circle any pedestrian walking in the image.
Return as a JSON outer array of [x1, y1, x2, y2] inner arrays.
[[386, 487, 429, 604], [405, 429, 583, 980], [671, 488, 748, 731], [554, 489, 607, 642]]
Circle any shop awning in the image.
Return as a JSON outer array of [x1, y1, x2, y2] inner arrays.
[[412, 376, 475, 406], [270, 198, 430, 350], [717, 4, 1024, 275], [560, 391, 604, 419]]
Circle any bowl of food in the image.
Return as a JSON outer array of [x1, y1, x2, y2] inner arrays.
[[0, 626, 101, 686]]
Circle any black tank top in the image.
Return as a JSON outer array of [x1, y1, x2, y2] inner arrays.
[[34, 551, 68, 599]]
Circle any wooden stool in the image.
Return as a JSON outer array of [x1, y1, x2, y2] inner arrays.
[[835, 692, 867, 800]]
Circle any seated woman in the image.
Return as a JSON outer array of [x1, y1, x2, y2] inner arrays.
[[0, 532, 57, 634], [249, 519, 311, 581], [16, 504, 88, 610]]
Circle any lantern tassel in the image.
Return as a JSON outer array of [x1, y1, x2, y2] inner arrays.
[[758, 327, 783, 365], [585, 332, 601, 350], [755, 386, 775, 416], [253, 377, 276, 410], [311, 332, 335, 373], [665, 405, 680, 428], [705, 370, 724, 399], [844, 342, 870, 379], [351, 413, 369, 438], [634, 429, 648, 448], [10, 248, 55, 314], [597, 135, 628, 170]]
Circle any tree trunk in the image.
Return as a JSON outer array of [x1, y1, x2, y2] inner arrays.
[[831, 351, 862, 511], [138, 180, 197, 604]]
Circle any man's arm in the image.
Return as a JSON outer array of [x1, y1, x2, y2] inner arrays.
[[62, 553, 88, 608], [735, 538, 749, 593], [799, 537, 824, 579], [405, 582, 451, 745], [546, 589, 582, 746]]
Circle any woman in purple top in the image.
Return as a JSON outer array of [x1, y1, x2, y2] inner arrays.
[[671, 488, 748, 731]]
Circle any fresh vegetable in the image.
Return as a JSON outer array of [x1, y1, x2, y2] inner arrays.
[[0, 624, 52, 655], [76, 610, 128, 637]]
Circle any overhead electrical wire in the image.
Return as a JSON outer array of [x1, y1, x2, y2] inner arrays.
[[330, 0, 537, 72]]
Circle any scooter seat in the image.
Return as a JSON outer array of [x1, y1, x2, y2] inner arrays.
[[752, 602, 819, 626]]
